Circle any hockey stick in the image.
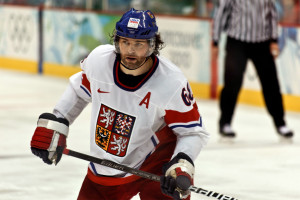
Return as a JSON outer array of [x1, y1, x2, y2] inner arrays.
[[63, 148, 239, 200]]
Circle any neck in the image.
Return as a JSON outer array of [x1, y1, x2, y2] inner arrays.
[[120, 57, 153, 76]]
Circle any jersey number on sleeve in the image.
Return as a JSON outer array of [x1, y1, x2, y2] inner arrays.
[[181, 83, 194, 106]]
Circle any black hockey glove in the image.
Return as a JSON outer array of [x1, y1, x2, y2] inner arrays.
[[30, 113, 69, 165], [160, 152, 194, 200]]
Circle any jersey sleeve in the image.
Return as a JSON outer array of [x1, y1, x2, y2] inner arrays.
[[164, 80, 210, 161], [53, 58, 92, 124]]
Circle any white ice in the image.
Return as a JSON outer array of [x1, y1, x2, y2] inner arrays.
[[0, 69, 299, 200]]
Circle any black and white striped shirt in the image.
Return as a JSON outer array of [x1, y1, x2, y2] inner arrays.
[[212, 0, 278, 45]]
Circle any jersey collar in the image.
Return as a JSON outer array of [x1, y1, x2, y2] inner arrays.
[[113, 55, 159, 92]]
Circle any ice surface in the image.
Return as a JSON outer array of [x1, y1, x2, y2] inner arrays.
[[0, 69, 299, 200]]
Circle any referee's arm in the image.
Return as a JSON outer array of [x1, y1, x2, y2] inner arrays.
[[212, 0, 231, 46], [270, 2, 279, 43]]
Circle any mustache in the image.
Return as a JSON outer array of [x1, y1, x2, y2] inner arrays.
[[124, 54, 137, 57]]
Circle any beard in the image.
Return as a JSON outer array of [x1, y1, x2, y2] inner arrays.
[[120, 54, 147, 70]]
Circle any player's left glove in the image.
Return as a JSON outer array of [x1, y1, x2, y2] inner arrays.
[[160, 152, 194, 200]]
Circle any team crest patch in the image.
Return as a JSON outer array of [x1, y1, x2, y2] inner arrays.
[[95, 104, 135, 157]]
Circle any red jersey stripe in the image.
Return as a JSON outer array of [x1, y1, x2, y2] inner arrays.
[[81, 73, 91, 93], [165, 103, 200, 125]]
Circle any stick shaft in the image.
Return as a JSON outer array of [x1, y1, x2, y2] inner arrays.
[[63, 148, 160, 182], [63, 148, 239, 200]]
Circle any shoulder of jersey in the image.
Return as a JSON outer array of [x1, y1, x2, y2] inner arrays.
[[86, 44, 115, 66], [83, 44, 115, 76], [157, 55, 186, 82], [142, 56, 187, 103], [90, 44, 115, 57]]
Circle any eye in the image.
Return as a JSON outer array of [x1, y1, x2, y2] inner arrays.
[[122, 41, 129, 45], [135, 42, 146, 48]]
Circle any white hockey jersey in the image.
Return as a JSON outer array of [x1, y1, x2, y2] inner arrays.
[[54, 44, 209, 177]]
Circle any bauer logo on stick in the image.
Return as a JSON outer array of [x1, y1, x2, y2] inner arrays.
[[127, 18, 140, 29]]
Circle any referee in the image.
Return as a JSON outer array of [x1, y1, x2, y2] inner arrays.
[[212, 0, 293, 138]]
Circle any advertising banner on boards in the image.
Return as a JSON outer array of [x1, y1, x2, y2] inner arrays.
[[0, 6, 38, 61], [157, 17, 211, 84]]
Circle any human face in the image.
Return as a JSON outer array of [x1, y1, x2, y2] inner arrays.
[[118, 37, 150, 70]]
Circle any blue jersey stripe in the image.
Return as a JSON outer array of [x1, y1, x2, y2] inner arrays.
[[169, 117, 202, 129], [80, 85, 91, 97], [151, 136, 158, 147]]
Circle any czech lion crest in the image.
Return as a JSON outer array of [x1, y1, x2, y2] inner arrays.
[[95, 104, 135, 157]]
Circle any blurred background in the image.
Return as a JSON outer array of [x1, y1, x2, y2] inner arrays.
[[0, 0, 299, 22], [1, 1, 300, 200]]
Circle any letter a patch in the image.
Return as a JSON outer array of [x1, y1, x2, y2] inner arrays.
[[95, 104, 135, 157], [139, 92, 151, 109]]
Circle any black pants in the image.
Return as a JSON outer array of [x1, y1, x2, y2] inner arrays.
[[219, 37, 285, 128]]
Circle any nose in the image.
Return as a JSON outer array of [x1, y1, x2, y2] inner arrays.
[[127, 44, 135, 54]]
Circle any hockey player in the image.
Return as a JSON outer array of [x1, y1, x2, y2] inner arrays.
[[30, 8, 209, 200]]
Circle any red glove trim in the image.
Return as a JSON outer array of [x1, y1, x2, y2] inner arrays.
[[31, 127, 54, 150], [175, 168, 193, 184]]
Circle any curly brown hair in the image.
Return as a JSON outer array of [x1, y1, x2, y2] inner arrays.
[[110, 30, 165, 56]]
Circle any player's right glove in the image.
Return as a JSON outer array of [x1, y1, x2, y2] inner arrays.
[[160, 152, 194, 200], [30, 113, 69, 165]]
